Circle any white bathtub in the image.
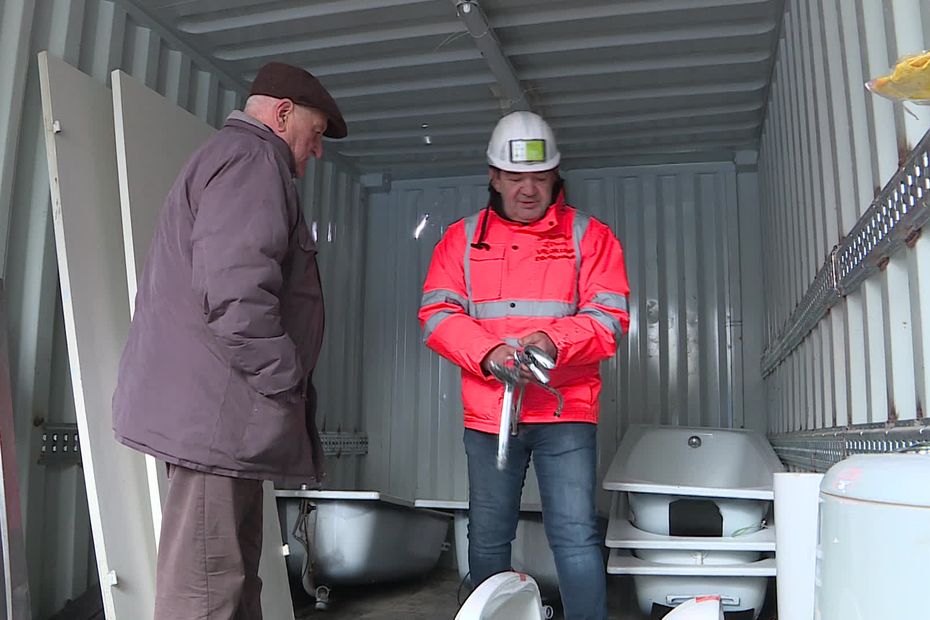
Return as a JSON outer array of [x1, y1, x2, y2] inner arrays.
[[632, 574, 769, 615], [276, 490, 451, 597], [628, 492, 769, 537], [603, 425, 783, 618], [604, 424, 784, 500], [634, 549, 762, 565], [606, 425, 781, 538]]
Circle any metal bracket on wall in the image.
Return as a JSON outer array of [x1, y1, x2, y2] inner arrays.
[[769, 421, 930, 472], [319, 432, 368, 457], [762, 128, 930, 376], [38, 422, 82, 466]]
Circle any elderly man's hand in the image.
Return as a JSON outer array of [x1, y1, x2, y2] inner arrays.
[[518, 331, 558, 362]]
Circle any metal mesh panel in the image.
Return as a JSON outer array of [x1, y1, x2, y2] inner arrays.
[[763, 130, 930, 376], [838, 150, 930, 292], [38, 423, 82, 466], [760, 261, 838, 375], [770, 422, 930, 471], [319, 432, 368, 457]]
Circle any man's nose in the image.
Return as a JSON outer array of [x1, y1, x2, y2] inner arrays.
[[519, 181, 537, 196]]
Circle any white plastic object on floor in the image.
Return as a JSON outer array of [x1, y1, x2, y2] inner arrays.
[[454, 571, 546, 620], [662, 595, 726, 619]]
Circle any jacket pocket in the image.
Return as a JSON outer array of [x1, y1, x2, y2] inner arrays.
[[236, 392, 304, 468], [469, 244, 505, 302]]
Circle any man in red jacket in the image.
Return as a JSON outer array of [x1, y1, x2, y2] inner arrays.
[[419, 111, 630, 620]]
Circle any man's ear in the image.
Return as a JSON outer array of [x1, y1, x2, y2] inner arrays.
[[273, 98, 295, 131]]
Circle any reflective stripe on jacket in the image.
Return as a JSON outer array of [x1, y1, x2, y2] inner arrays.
[[418, 191, 630, 433]]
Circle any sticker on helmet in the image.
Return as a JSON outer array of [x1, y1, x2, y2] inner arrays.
[[509, 139, 546, 163]]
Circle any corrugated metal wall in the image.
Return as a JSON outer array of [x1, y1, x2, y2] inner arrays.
[[0, 0, 365, 614], [760, 0, 930, 434], [361, 162, 761, 505], [301, 160, 368, 490], [16, 0, 930, 610]]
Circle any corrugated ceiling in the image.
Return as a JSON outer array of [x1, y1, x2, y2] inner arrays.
[[133, 0, 784, 178]]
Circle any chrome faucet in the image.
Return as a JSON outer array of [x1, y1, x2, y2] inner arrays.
[[488, 346, 564, 470]]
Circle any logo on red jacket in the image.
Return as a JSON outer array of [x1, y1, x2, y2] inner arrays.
[[535, 241, 575, 261]]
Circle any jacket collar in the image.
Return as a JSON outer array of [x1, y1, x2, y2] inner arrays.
[[224, 111, 297, 176]]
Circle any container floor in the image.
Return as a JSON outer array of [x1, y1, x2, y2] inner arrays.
[[292, 568, 779, 619]]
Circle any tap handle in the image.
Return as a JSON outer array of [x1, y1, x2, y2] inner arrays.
[[523, 345, 555, 370]]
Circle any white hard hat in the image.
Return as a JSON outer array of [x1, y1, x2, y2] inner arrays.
[[486, 111, 561, 173]]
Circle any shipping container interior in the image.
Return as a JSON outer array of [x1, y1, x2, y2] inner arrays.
[[3, 0, 930, 617]]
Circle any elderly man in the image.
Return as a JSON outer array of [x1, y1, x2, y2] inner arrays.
[[112, 62, 345, 619], [418, 111, 630, 620]]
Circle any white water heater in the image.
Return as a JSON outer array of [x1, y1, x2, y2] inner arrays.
[[815, 453, 930, 619]]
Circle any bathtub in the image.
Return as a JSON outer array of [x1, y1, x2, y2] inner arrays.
[[631, 574, 769, 616], [604, 424, 784, 499], [603, 425, 783, 618], [605, 425, 782, 537], [609, 547, 772, 614], [276, 490, 451, 599], [628, 492, 769, 537]]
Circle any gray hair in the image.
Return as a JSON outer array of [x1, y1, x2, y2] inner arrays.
[[243, 94, 279, 115]]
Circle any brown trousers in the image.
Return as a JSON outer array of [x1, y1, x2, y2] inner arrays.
[[153, 465, 264, 620]]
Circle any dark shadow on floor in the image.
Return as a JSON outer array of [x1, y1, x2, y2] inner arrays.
[[294, 569, 647, 620]]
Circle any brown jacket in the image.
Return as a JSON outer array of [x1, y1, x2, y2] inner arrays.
[[112, 112, 325, 486]]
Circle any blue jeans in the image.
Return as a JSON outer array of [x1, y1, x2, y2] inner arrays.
[[464, 423, 607, 620]]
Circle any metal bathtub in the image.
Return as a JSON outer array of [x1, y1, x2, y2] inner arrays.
[[276, 490, 451, 602]]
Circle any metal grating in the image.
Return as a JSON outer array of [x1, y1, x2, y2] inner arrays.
[[319, 432, 368, 457], [38, 423, 82, 466], [769, 421, 930, 472], [762, 127, 930, 376], [837, 149, 930, 292], [760, 259, 836, 377]]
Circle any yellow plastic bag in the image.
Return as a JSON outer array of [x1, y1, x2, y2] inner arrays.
[[867, 51, 930, 103]]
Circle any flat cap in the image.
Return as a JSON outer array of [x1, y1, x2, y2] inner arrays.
[[250, 62, 347, 139]]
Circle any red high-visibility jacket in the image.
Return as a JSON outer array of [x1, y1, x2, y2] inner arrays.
[[418, 192, 631, 433]]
